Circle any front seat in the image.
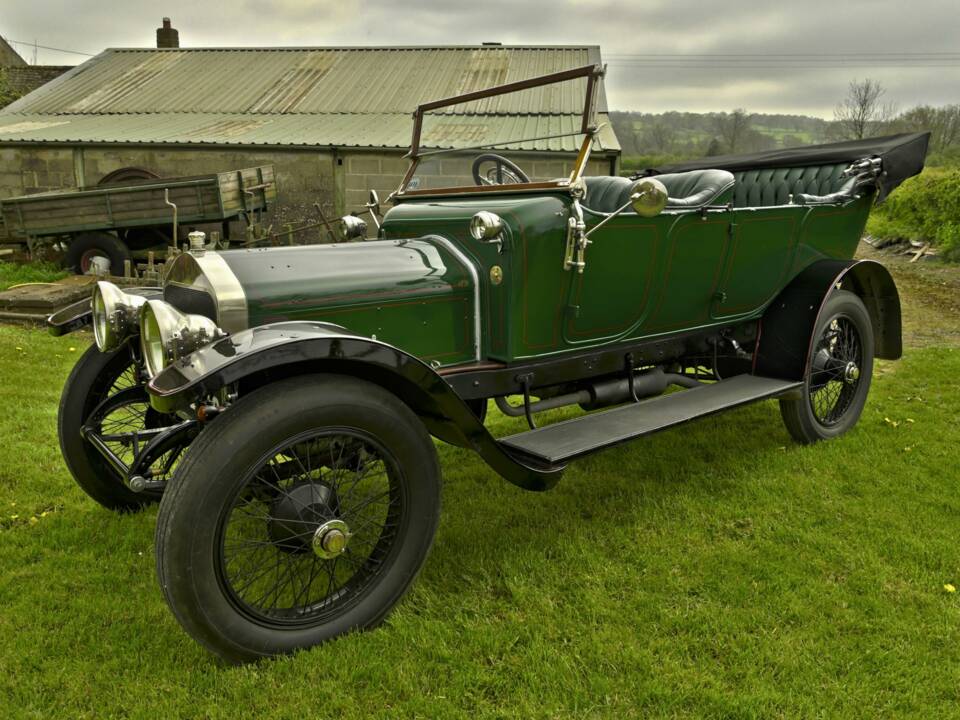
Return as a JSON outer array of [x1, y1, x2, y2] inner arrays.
[[656, 169, 736, 209], [583, 169, 736, 213]]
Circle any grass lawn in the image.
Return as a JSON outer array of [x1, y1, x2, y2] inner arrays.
[[1, 252, 959, 718], [0, 260, 69, 291]]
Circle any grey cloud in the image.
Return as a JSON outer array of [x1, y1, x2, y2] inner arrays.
[[2, 0, 958, 116]]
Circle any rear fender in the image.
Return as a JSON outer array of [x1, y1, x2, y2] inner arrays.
[[146, 321, 562, 491], [754, 259, 901, 381]]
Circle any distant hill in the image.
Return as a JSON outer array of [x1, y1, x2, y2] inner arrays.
[[609, 110, 830, 164]]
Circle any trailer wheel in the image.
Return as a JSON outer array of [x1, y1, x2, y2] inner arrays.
[[65, 231, 132, 276]]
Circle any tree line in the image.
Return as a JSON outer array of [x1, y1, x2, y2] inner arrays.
[[612, 79, 960, 162]]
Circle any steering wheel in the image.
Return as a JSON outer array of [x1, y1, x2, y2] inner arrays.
[[472, 154, 531, 186]]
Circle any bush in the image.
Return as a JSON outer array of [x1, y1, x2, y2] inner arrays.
[[867, 168, 960, 259]]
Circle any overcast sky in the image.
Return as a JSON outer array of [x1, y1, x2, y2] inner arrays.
[[3, 0, 959, 117]]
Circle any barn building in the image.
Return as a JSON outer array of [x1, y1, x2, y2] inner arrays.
[[0, 39, 620, 242]]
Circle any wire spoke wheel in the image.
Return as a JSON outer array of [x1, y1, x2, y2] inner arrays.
[[807, 316, 863, 426], [156, 375, 441, 663], [217, 430, 405, 626], [59, 344, 183, 510], [779, 290, 874, 444]]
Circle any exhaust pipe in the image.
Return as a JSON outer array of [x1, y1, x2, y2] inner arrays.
[[495, 368, 704, 417]]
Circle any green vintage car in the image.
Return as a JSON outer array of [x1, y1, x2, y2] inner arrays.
[[51, 65, 928, 662]]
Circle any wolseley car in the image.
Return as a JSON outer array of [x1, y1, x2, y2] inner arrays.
[[50, 64, 928, 662]]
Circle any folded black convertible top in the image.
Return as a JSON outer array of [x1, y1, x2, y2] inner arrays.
[[638, 132, 930, 202]]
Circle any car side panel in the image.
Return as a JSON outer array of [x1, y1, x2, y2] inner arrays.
[[384, 189, 874, 365]]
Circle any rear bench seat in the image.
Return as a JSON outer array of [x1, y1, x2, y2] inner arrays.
[[584, 162, 858, 214], [731, 163, 851, 207]]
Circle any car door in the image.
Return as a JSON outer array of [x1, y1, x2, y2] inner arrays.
[[560, 207, 737, 346], [560, 211, 662, 346]]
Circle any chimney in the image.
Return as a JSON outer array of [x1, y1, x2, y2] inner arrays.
[[156, 17, 179, 49]]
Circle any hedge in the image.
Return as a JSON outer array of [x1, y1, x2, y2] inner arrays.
[[867, 168, 960, 259]]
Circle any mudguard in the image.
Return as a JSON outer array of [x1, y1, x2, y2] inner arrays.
[[754, 259, 901, 381], [146, 321, 563, 491]]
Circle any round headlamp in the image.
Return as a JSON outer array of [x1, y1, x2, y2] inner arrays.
[[469, 211, 503, 241], [139, 299, 225, 377], [339, 215, 367, 241], [629, 178, 668, 218], [91, 281, 147, 352]]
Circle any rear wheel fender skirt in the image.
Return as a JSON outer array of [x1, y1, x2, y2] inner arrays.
[[146, 321, 562, 491], [755, 259, 901, 381]]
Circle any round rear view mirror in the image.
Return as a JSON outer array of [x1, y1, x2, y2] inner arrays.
[[630, 178, 668, 218]]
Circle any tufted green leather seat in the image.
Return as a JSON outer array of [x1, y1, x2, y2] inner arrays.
[[731, 163, 850, 207]]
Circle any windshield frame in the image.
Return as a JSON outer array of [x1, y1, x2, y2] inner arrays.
[[392, 63, 605, 201]]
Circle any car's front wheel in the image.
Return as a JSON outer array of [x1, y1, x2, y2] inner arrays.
[[779, 289, 874, 443], [155, 375, 441, 663], [58, 344, 180, 511]]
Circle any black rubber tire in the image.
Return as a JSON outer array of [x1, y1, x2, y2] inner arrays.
[[58, 345, 158, 512], [64, 231, 132, 276], [779, 290, 874, 443], [155, 374, 442, 664]]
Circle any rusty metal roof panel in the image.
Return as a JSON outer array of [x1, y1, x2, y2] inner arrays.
[[5, 46, 607, 116], [0, 112, 620, 152]]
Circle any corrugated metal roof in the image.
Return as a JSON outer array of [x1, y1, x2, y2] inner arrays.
[[0, 46, 619, 153], [0, 112, 619, 153], [6, 46, 607, 116]]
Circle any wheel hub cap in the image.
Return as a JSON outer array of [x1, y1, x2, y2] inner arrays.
[[843, 361, 860, 384], [267, 481, 339, 554], [313, 519, 351, 559]]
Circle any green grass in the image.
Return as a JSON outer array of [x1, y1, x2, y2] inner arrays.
[[1, 277, 959, 716], [0, 260, 69, 291]]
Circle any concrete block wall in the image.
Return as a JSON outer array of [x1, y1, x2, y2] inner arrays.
[[0, 146, 76, 198]]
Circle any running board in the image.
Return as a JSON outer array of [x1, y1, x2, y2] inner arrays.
[[499, 374, 801, 466]]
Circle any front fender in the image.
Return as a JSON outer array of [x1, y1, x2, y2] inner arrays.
[[147, 321, 562, 491], [755, 259, 902, 381]]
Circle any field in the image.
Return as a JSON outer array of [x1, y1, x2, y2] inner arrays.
[[1, 248, 959, 718]]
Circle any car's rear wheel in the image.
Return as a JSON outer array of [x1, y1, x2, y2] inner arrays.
[[155, 375, 441, 663], [779, 290, 874, 443]]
